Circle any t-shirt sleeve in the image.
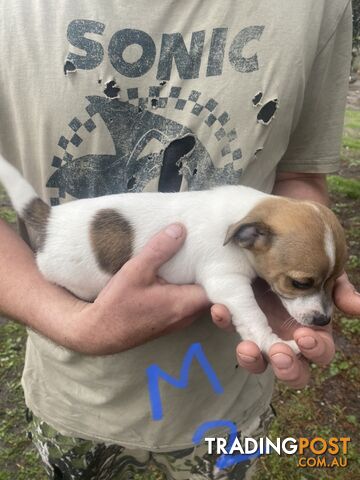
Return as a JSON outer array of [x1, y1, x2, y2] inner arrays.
[[277, 1, 352, 174]]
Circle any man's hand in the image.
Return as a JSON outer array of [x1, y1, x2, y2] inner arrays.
[[212, 275, 359, 388], [68, 223, 211, 355], [0, 217, 213, 355], [333, 271, 360, 316]]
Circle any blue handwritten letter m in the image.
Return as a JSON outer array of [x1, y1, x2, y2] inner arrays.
[[146, 343, 224, 421]]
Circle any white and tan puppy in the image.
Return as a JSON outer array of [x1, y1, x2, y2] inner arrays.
[[0, 155, 347, 354]]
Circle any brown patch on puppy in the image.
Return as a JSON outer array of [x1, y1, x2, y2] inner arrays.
[[90, 209, 134, 274], [23, 198, 50, 251]]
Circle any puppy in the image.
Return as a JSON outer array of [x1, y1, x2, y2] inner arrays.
[[0, 155, 347, 354]]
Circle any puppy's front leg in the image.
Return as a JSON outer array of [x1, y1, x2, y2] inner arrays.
[[201, 273, 299, 355]]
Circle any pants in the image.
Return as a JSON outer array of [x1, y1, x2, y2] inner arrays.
[[26, 407, 274, 480]]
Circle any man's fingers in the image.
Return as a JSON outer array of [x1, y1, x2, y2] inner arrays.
[[333, 273, 360, 316], [237, 340, 312, 387], [269, 343, 310, 388], [211, 304, 234, 332], [126, 224, 186, 284], [294, 327, 335, 366], [236, 341, 267, 374]]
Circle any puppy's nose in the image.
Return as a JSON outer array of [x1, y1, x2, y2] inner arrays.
[[312, 314, 331, 326]]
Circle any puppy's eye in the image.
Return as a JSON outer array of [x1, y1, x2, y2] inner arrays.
[[291, 278, 314, 290]]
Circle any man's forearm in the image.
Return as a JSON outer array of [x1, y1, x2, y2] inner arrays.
[[0, 219, 85, 343], [272, 171, 329, 205]]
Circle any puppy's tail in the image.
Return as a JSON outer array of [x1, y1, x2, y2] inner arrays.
[[0, 154, 50, 229]]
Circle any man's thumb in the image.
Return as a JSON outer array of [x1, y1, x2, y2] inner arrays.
[[333, 273, 360, 316]]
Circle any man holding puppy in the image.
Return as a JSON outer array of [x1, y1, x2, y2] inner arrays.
[[0, 0, 359, 479]]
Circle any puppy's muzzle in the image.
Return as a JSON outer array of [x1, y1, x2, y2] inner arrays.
[[312, 314, 331, 326]]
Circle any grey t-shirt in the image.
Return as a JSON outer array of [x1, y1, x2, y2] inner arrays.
[[0, 0, 351, 450]]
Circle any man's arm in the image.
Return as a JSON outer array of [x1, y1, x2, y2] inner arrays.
[[272, 171, 329, 203], [213, 172, 360, 388], [0, 219, 210, 355]]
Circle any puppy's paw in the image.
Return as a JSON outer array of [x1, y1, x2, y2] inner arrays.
[[259, 333, 283, 356], [262, 337, 300, 357], [283, 339, 301, 356]]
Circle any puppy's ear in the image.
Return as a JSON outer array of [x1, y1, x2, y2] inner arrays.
[[223, 221, 274, 250]]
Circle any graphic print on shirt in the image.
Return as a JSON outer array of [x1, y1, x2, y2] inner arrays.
[[46, 87, 245, 204], [47, 21, 267, 204]]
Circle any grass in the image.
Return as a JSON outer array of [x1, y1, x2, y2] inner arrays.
[[0, 109, 359, 479], [341, 110, 360, 166], [0, 207, 17, 224], [343, 110, 360, 139], [342, 137, 360, 150], [339, 317, 360, 338], [327, 176, 360, 199], [0, 323, 47, 480]]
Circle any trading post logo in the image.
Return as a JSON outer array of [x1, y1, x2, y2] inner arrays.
[[203, 435, 351, 469]]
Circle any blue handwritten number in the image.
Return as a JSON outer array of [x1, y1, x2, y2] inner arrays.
[[146, 343, 224, 421], [193, 420, 261, 469]]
